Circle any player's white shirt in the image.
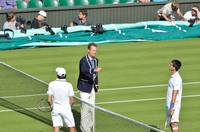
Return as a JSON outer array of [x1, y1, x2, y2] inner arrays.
[[158, 2, 181, 16], [47, 79, 74, 111], [184, 11, 196, 21], [166, 71, 182, 109]]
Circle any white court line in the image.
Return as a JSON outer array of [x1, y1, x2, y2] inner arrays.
[[99, 81, 200, 92], [0, 81, 200, 99], [0, 107, 38, 113], [96, 94, 200, 105], [0, 93, 46, 99], [1, 94, 200, 113]]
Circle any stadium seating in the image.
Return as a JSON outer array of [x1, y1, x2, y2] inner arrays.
[[28, 0, 43, 8], [43, 0, 59, 7], [105, 0, 136, 4], [89, 0, 104, 5], [74, 0, 89, 6], [119, 0, 136, 4], [15, 0, 169, 9], [105, 0, 119, 4], [59, 0, 74, 6], [16, 0, 28, 9]]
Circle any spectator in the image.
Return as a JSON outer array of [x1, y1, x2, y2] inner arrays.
[[70, 9, 91, 26], [30, 10, 47, 29], [23, 0, 30, 4], [138, 0, 150, 3], [0, 0, 17, 10], [3, 13, 17, 30], [184, 5, 200, 21], [157, 2, 185, 21]]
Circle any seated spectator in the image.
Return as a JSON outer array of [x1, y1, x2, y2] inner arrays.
[[3, 13, 25, 30], [138, 0, 150, 3], [157, 2, 185, 21], [30, 10, 47, 29], [0, 0, 17, 10], [184, 5, 200, 21], [70, 10, 91, 26], [3, 13, 17, 30]]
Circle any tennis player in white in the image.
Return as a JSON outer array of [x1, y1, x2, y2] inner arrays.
[[166, 59, 182, 132], [47, 67, 76, 132]]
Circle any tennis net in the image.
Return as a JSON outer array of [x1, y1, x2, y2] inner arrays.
[[0, 62, 164, 132]]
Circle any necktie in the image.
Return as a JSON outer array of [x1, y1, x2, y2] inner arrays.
[[91, 59, 95, 69], [91, 59, 96, 81]]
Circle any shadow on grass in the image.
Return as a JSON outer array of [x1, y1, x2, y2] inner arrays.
[[72, 109, 81, 132], [0, 98, 81, 132]]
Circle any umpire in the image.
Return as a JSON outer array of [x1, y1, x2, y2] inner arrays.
[[77, 43, 102, 132]]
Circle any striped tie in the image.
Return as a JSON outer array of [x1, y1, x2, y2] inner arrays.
[[91, 59, 95, 69]]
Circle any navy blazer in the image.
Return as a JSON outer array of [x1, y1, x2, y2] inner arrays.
[[77, 55, 99, 93]]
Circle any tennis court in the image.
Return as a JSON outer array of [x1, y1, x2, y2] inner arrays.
[[0, 38, 200, 132]]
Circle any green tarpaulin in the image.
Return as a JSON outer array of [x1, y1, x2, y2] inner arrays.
[[0, 21, 199, 50]]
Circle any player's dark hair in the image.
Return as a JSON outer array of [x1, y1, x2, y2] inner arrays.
[[6, 13, 15, 22], [88, 43, 97, 49], [80, 9, 88, 17], [57, 75, 66, 79], [171, 59, 182, 71]]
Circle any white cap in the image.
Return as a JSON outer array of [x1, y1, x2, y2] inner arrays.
[[56, 67, 66, 77], [38, 10, 47, 18]]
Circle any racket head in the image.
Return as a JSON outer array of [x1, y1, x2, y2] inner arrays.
[[165, 110, 173, 129]]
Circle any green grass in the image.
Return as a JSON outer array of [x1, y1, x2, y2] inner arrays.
[[0, 38, 200, 132], [0, 112, 51, 132]]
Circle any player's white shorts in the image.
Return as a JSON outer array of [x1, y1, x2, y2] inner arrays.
[[51, 108, 75, 128], [166, 107, 181, 123]]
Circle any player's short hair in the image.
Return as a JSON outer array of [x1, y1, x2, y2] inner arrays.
[[171, 59, 182, 71], [57, 75, 66, 79], [80, 9, 88, 17], [88, 43, 97, 50]]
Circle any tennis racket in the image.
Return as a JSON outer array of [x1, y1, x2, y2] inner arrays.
[[37, 98, 51, 112], [165, 109, 173, 129]]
